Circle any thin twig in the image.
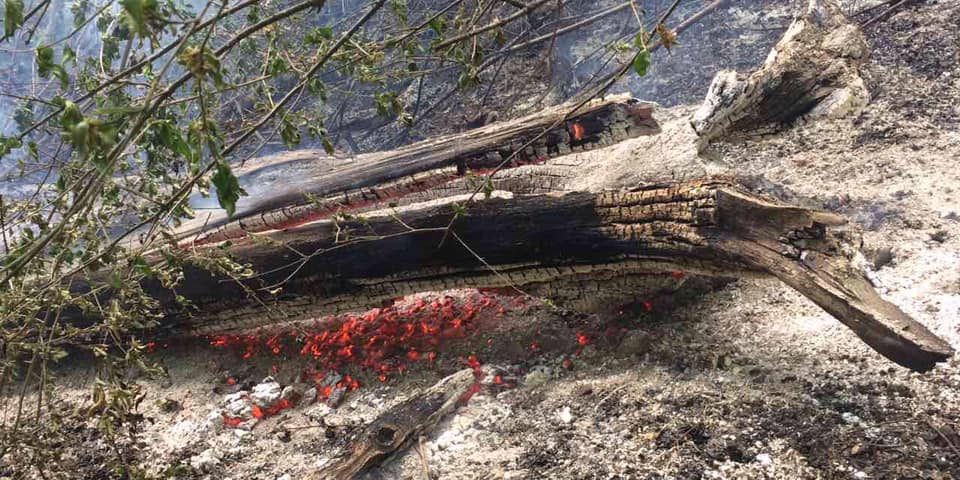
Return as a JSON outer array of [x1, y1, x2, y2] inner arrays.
[[433, 0, 551, 50], [861, 0, 913, 27]]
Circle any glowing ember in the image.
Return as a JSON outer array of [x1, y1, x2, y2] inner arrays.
[[571, 122, 586, 141], [671, 270, 685, 279], [209, 292, 517, 387], [206, 292, 535, 412], [642, 301, 653, 312], [222, 415, 245, 428], [251, 398, 294, 420], [466, 354, 481, 369], [576, 332, 590, 346], [459, 381, 482, 405]]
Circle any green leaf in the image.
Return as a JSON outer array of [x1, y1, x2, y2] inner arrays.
[[245, 5, 259, 23], [52, 64, 69, 89], [62, 46, 76, 65], [481, 176, 494, 199], [59, 101, 83, 131], [150, 119, 193, 163], [306, 77, 327, 100], [451, 202, 468, 218], [36, 46, 55, 78], [267, 55, 288, 76], [96, 10, 112, 32], [94, 105, 143, 116], [428, 16, 445, 36], [390, 0, 408, 25], [279, 117, 301, 149], [305, 27, 333, 45], [178, 45, 224, 87], [101, 35, 120, 65], [13, 104, 32, 131], [71, 0, 91, 29], [36, 46, 70, 89], [3, 0, 24, 38], [0, 135, 22, 160], [120, 0, 159, 39], [373, 91, 401, 117], [211, 162, 245, 217], [632, 49, 651, 77], [131, 256, 152, 277], [109, 270, 124, 289]]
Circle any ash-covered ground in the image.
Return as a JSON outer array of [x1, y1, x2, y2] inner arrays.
[[6, 1, 960, 479]]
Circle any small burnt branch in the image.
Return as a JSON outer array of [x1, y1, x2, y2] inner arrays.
[[317, 368, 477, 480]]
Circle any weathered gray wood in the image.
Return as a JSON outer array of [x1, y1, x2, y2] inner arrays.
[[173, 94, 659, 246]]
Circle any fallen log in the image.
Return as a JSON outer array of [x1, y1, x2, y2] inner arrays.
[[145, 178, 952, 372], [173, 94, 659, 246]]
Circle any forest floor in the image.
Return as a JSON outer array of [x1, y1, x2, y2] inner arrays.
[[8, 0, 960, 479]]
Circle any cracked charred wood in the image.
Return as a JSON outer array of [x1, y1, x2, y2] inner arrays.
[[144, 179, 951, 372], [172, 94, 659, 246], [691, 0, 869, 147], [317, 368, 477, 480]]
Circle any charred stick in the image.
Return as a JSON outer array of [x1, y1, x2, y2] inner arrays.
[[316, 368, 477, 480]]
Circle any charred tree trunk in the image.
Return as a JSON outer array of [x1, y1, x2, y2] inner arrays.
[[134, 179, 952, 372], [691, 0, 870, 147]]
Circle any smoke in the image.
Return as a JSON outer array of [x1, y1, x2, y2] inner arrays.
[[554, 0, 795, 107]]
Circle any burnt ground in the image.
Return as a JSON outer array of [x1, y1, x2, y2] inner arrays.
[[3, 1, 960, 479]]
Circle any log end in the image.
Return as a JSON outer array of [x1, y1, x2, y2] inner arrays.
[[715, 187, 954, 372]]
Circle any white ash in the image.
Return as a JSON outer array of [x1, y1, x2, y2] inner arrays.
[[250, 376, 283, 406], [189, 448, 222, 473], [555, 405, 574, 424]]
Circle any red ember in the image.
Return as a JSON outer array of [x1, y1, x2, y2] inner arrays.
[[209, 292, 517, 386], [222, 414, 245, 427], [458, 381, 483, 405], [571, 122, 586, 141]]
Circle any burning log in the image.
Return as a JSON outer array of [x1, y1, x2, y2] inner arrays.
[[70, 90, 949, 374], [691, 0, 870, 147], [145, 178, 952, 372], [317, 368, 477, 480], [173, 94, 659, 246]]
